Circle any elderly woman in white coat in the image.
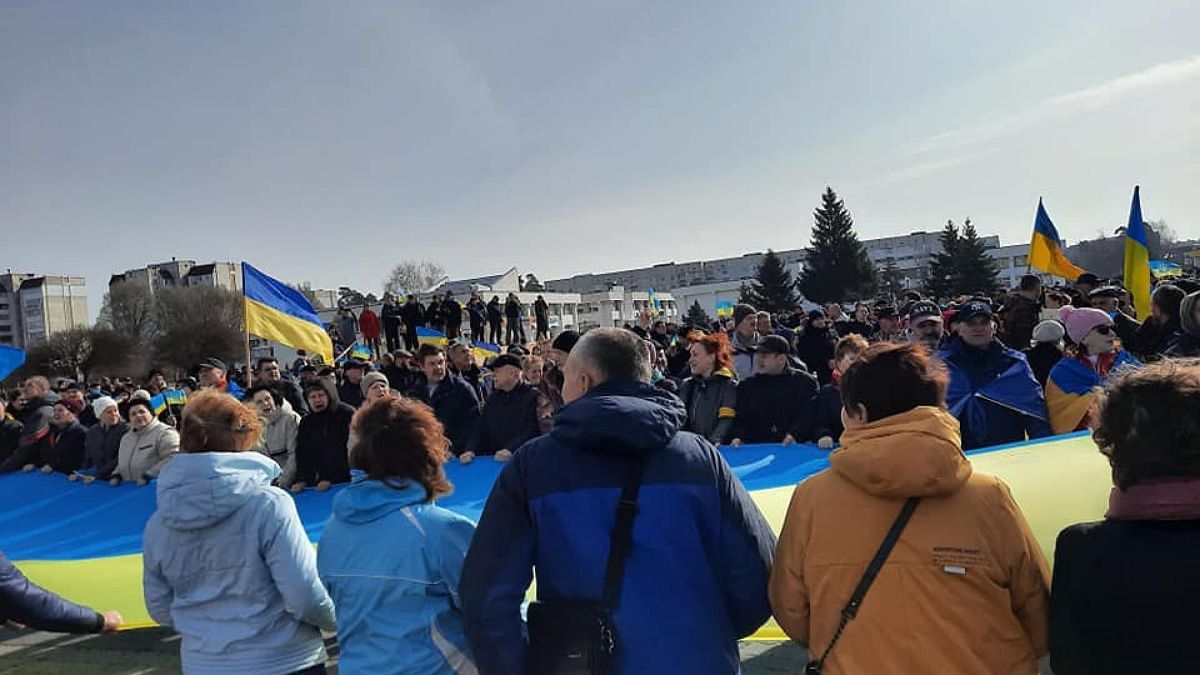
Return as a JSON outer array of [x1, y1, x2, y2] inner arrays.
[[245, 385, 300, 487], [112, 397, 179, 486]]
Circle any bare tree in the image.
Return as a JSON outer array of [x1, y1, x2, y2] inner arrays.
[[153, 286, 245, 371], [17, 327, 142, 382], [383, 260, 447, 296], [98, 281, 158, 345]]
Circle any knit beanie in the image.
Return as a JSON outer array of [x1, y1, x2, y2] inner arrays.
[[92, 396, 118, 418], [1059, 306, 1113, 343], [1181, 291, 1200, 338], [1031, 320, 1065, 345], [361, 371, 389, 396]]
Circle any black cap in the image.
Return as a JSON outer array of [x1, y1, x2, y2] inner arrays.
[[807, 309, 826, 321], [59, 380, 84, 392], [876, 306, 898, 320], [343, 359, 367, 371], [1089, 286, 1123, 299], [490, 353, 523, 371], [197, 357, 227, 372], [957, 300, 994, 322], [551, 330, 580, 354], [298, 364, 317, 373], [1076, 272, 1100, 286], [756, 334, 791, 355], [907, 301, 943, 323]]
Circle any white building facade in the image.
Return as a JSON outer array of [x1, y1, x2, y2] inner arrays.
[[576, 287, 679, 330], [110, 259, 242, 294], [0, 273, 89, 348]]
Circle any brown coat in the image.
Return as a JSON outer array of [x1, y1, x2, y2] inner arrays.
[[769, 406, 1049, 674]]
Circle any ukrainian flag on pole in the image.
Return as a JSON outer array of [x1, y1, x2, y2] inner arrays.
[[1123, 186, 1152, 321], [242, 263, 334, 364], [1028, 198, 1085, 280]]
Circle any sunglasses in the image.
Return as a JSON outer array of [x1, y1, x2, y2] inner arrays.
[[1092, 325, 1113, 336]]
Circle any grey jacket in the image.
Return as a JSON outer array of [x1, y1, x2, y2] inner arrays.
[[254, 400, 299, 487], [115, 420, 179, 481]]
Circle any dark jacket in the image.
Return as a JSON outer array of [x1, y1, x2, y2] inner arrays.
[[0, 551, 105, 633], [41, 421, 87, 474], [679, 368, 738, 445], [426, 300, 444, 328], [338, 380, 365, 409], [401, 301, 426, 328], [470, 383, 541, 456], [381, 302, 402, 329], [467, 300, 486, 329], [0, 418, 22, 468], [1051, 518, 1200, 675], [17, 393, 59, 452], [407, 374, 481, 456], [503, 297, 521, 319], [841, 320, 874, 339], [452, 363, 487, 403], [295, 380, 353, 486], [533, 298, 548, 321], [1001, 293, 1041, 350], [443, 298, 463, 328], [730, 368, 818, 444], [83, 421, 128, 478], [796, 326, 836, 385], [382, 364, 419, 393], [460, 379, 776, 675], [1166, 330, 1200, 357], [937, 337, 1053, 450], [1024, 342, 1064, 388], [1135, 318, 1182, 361], [486, 299, 503, 324], [811, 383, 843, 443], [269, 379, 307, 416], [1112, 311, 1141, 353]]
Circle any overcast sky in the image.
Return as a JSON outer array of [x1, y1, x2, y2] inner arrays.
[[4, 1, 1198, 319]]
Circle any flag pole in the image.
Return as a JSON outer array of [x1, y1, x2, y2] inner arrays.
[[243, 263, 253, 388]]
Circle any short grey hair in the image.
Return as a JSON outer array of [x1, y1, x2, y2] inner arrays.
[[571, 328, 652, 384]]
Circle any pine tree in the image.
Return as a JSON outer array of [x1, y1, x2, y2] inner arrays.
[[955, 219, 1000, 295], [797, 187, 878, 303], [740, 249, 800, 314], [685, 300, 712, 328], [927, 220, 960, 300]]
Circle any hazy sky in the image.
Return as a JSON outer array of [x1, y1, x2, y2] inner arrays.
[[4, 1, 1198, 319]]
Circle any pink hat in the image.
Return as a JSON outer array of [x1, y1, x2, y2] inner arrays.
[[1059, 305, 1112, 343]]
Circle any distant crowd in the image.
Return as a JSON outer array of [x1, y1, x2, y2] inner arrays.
[[2, 271, 1200, 674]]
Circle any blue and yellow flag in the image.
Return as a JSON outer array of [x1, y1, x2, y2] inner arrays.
[[1123, 186, 1152, 321], [349, 343, 372, 361], [0, 345, 25, 381], [242, 263, 334, 364], [715, 300, 734, 318], [147, 393, 167, 416], [472, 340, 501, 361], [416, 327, 448, 347], [163, 389, 187, 407], [1028, 198, 1085, 281]]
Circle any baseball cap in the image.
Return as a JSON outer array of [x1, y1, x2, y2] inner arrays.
[[957, 300, 994, 322], [908, 301, 943, 324], [756, 335, 792, 355], [490, 354, 523, 371], [197, 357, 227, 372], [1076, 272, 1100, 286]]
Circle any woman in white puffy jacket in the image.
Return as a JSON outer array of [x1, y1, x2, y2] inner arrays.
[[246, 385, 300, 487], [112, 397, 179, 486]]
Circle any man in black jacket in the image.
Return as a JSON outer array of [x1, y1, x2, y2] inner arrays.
[[401, 294, 426, 351], [16, 401, 87, 475], [256, 356, 307, 415], [1, 551, 122, 633], [407, 344, 481, 458], [463, 354, 540, 464], [290, 379, 353, 492], [796, 310, 837, 385], [729, 335, 818, 446], [443, 292, 464, 340], [381, 295, 403, 353], [338, 360, 367, 409]]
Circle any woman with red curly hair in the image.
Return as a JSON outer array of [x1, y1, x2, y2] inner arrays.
[[317, 397, 477, 674], [678, 331, 738, 445]]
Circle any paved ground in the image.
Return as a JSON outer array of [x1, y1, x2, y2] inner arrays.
[[0, 627, 809, 674]]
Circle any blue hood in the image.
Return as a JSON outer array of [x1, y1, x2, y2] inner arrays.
[[331, 473, 428, 525], [550, 379, 686, 454], [154, 452, 280, 531]]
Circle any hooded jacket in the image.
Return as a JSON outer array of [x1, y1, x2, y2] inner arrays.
[[769, 406, 1050, 674], [937, 337, 1053, 450], [295, 380, 353, 486], [679, 367, 738, 445], [255, 399, 300, 486], [143, 452, 336, 675], [460, 379, 776, 675], [796, 325, 836, 385], [731, 367, 818, 444], [83, 421, 128, 478], [114, 419, 179, 482], [470, 382, 541, 456], [318, 477, 477, 675]]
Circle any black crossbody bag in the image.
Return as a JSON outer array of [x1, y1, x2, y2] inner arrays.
[[527, 456, 647, 675], [805, 497, 920, 675]]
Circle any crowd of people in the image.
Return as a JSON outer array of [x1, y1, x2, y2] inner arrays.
[[2, 270, 1200, 673]]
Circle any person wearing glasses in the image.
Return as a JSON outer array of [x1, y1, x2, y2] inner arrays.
[[1045, 306, 1141, 434]]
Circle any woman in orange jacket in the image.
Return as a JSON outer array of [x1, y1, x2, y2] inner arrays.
[[769, 342, 1049, 674]]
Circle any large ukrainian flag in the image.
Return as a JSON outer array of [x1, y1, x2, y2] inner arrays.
[[242, 262, 334, 364], [1123, 186, 1152, 321], [1028, 198, 1085, 281]]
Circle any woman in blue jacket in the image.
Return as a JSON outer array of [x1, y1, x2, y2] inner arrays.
[[142, 390, 336, 675], [318, 396, 477, 675]]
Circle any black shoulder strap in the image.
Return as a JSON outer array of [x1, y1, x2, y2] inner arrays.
[[600, 455, 648, 609], [807, 497, 919, 674]]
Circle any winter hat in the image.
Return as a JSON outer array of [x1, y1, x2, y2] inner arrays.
[[92, 396, 118, 418], [732, 303, 756, 327], [551, 330, 580, 354], [60, 397, 86, 415], [131, 389, 152, 402], [1059, 306, 1112, 343], [360, 371, 389, 396], [1031, 320, 1066, 345], [1181, 291, 1200, 338]]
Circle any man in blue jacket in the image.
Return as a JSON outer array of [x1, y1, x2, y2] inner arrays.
[[1, 550, 122, 633], [937, 300, 1053, 450], [461, 327, 776, 674]]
